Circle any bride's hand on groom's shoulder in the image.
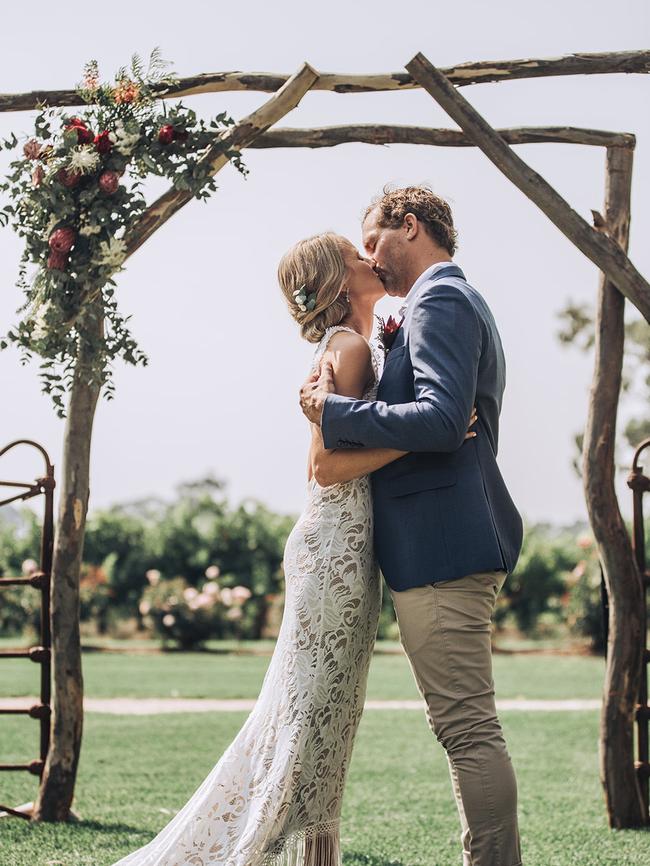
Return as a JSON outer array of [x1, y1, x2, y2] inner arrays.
[[300, 361, 335, 425]]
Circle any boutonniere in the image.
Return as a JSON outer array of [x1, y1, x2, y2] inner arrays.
[[376, 314, 404, 354]]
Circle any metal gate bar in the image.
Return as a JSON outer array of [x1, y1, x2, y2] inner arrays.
[[628, 438, 650, 819], [0, 440, 54, 820]]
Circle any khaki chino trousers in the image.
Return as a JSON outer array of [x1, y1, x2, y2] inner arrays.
[[390, 570, 522, 866]]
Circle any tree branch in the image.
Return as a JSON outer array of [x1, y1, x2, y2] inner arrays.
[[1, 50, 648, 112], [251, 124, 635, 150], [122, 62, 318, 261], [405, 52, 650, 323], [582, 145, 646, 828]]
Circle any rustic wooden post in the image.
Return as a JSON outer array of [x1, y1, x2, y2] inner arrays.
[[404, 53, 650, 322], [32, 299, 103, 821], [29, 63, 318, 822], [403, 52, 648, 828], [584, 146, 646, 828]]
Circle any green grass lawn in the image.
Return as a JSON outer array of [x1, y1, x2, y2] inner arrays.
[[0, 646, 605, 701], [0, 711, 647, 866]]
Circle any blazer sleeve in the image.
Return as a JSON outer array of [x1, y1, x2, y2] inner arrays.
[[321, 283, 482, 452]]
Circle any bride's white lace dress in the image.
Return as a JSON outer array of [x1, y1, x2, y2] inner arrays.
[[112, 326, 383, 866]]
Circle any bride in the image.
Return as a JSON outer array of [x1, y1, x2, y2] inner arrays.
[[111, 232, 470, 866]]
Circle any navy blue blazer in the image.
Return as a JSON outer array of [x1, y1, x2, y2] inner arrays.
[[321, 264, 523, 591]]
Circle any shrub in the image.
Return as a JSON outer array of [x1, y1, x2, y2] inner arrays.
[[140, 568, 252, 649]]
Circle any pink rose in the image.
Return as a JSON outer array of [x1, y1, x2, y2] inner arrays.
[[23, 138, 42, 160], [98, 170, 119, 194], [31, 165, 44, 187], [48, 226, 76, 253]]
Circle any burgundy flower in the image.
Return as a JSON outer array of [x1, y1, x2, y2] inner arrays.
[[56, 167, 82, 188], [98, 170, 119, 194], [23, 138, 42, 160], [173, 127, 189, 142], [158, 124, 175, 145], [47, 250, 68, 270], [379, 315, 404, 353], [48, 226, 76, 253], [65, 117, 94, 144], [94, 130, 112, 154]]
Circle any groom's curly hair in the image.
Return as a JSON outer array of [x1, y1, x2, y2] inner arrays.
[[364, 185, 458, 255]]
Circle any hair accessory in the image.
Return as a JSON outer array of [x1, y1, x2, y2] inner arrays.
[[293, 283, 317, 313]]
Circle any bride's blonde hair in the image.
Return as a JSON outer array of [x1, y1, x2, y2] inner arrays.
[[278, 232, 350, 343]]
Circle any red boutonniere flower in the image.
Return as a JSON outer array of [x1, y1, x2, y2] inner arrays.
[[377, 315, 404, 354]]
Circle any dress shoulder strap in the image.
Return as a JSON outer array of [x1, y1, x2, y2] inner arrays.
[[311, 325, 366, 371]]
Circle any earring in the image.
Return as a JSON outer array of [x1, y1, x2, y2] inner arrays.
[[344, 287, 350, 304]]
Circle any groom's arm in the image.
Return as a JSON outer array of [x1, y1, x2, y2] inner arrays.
[[321, 284, 481, 452]]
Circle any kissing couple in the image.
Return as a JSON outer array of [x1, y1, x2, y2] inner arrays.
[[112, 186, 524, 866]]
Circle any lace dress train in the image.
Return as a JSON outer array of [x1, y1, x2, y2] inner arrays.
[[112, 327, 382, 866]]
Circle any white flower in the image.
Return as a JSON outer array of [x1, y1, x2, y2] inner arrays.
[[196, 592, 214, 608], [220, 587, 233, 607], [205, 565, 220, 579], [203, 580, 220, 597], [111, 123, 141, 156], [162, 614, 176, 627], [92, 236, 127, 271], [183, 587, 198, 602], [139, 600, 151, 615], [79, 221, 102, 237], [21, 558, 38, 576], [231, 586, 252, 605], [226, 606, 243, 621], [67, 145, 100, 175]]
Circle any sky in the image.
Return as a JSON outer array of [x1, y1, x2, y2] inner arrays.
[[0, 0, 648, 526]]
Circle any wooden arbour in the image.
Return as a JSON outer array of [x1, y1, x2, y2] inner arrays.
[[1, 49, 648, 829]]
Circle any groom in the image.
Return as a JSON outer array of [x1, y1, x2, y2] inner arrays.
[[300, 186, 524, 866]]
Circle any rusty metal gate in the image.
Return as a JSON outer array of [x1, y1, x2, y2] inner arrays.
[[628, 438, 650, 820], [0, 440, 55, 820]]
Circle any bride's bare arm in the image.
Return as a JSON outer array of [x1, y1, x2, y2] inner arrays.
[[308, 332, 407, 486], [308, 331, 478, 486], [311, 423, 406, 486]]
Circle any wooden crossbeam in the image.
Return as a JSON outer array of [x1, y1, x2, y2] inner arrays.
[[252, 125, 635, 150], [405, 52, 650, 323], [0, 50, 648, 111]]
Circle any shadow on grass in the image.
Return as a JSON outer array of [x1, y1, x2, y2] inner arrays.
[[69, 818, 152, 836], [343, 854, 410, 866]]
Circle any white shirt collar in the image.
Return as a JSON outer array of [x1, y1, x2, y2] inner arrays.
[[398, 261, 455, 318]]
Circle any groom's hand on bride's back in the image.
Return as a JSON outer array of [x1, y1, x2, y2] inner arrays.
[[300, 361, 335, 425]]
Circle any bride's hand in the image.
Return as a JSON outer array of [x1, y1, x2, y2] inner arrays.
[[465, 406, 478, 440]]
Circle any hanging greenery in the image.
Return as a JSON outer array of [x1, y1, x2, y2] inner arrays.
[[0, 48, 246, 415]]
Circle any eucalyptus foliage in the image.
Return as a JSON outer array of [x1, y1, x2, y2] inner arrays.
[[0, 49, 246, 416]]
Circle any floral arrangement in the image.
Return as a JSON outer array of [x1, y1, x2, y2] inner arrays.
[[139, 565, 253, 648], [0, 49, 246, 415]]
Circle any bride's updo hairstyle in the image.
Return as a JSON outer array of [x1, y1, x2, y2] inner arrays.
[[278, 231, 350, 343]]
